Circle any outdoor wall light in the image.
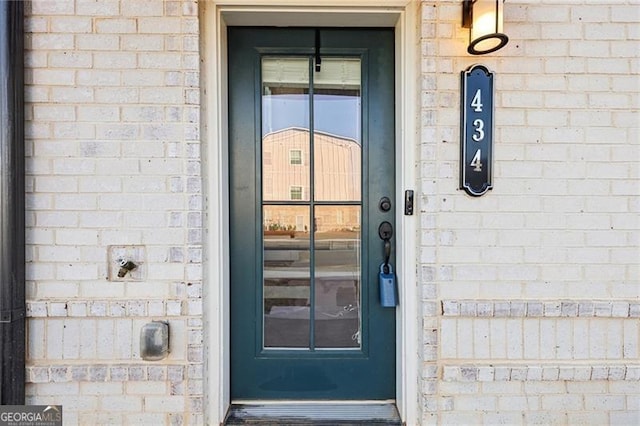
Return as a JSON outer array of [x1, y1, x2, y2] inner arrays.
[[462, 0, 509, 55]]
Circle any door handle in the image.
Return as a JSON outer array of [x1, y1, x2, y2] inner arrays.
[[378, 221, 393, 273], [378, 221, 397, 307]]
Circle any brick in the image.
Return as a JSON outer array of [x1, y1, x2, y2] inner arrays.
[[94, 52, 137, 69], [138, 18, 181, 34], [62, 319, 81, 359], [611, 412, 640, 425], [50, 17, 93, 33], [30, 34, 75, 50], [542, 395, 583, 411], [144, 396, 185, 412], [523, 320, 540, 359], [441, 412, 483, 425], [109, 367, 129, 382], [590, 320, 608, 359], [506, 319, 523, 359], [75, 0, 120, 16], [556, 320, 572, 360], [121, 0, 164, 16], [101, 395, 143, 412], [140, 87, 184, 104], [77, 105, 119, 122], [25, 17, 48, 33], [526, 366, 542, 381], [440, 320, 457, 359], [27, 320, 46, 360], [79, 413, 122, 425], [498, 395, 538, 411], [48, 52, 93, 68], [32, 69, 75, 87], [126, 414, 166, 425], [35, 382, 80, 396], [591, 366, 609, 381], [457, 319, 473, 359], [585, 395, 625, 411], [126, 381, 168, 395], [77, 70, 121, 87], [538, 23, 579, 40], [96, 320, 115, 359], [608, 366, 626, 380], [76, 322, 96, 360], [114, 319, 133, 359], [79, 212, 123, 228], [51, 366, 70, 383], [623, 320, 639, 359], [35, 211, 78, 227], [95, 18, 137, 33], [77, 35, 120, 51], [122, 34, 164, 51], [585, 23, 626, 40], [95, 124, 139, 139], [53, 194, 98, 209], [607, 321, 623, 359]]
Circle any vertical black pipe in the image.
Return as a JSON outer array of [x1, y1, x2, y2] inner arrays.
[[0, 0, 26, 404]]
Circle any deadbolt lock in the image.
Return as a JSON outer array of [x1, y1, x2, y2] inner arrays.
[[379, 196, 392, 212]]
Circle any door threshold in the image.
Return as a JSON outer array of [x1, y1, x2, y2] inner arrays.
[[224, 402, 402, 425]]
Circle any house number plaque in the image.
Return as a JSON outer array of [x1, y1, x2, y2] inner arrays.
[[460, 64, 494, 196]]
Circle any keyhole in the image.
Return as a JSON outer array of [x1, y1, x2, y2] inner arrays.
[[378, 221, 393, 240]]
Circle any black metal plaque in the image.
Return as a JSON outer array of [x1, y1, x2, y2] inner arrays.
[[460, 64, 494, 196]]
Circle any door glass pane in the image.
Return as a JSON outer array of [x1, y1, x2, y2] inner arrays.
[[261, 57, 363, 350], [314, 205, 361, 348], [262, 58, 310, 202], [314, 58, 361, 202], [263, 205, 311, 348]]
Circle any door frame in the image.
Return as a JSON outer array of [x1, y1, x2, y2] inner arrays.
[[201, 1, 419, 424]]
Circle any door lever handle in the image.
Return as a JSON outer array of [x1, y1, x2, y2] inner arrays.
[[378, 221, 393, 273], [383, 239, 391, 268]]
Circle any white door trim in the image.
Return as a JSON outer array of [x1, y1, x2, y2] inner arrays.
[[201, 2, 420, 424]]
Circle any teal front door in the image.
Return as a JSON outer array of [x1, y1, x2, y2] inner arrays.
[[229, 28, 395, 400]]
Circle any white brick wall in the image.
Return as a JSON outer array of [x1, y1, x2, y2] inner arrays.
[[25, 0, 202, 424], [23, 0, 638, 424], [420, 0, 639, 423]]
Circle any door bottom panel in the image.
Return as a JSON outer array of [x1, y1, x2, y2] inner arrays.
[[224, 402, 402, 425]]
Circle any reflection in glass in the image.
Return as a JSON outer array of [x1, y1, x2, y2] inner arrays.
[[261, 57, 363, 350], [314, 206, 361, 348], [262, 58, 310, 202], [263, 205, 310, 348], [314, 58, 361, 202]]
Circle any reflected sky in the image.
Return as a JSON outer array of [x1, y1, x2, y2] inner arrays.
[[262, 94, 361, 141]]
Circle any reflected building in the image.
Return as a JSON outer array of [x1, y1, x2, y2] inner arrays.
[[263, 127, 361, 234], [262, 127, 363, 348]]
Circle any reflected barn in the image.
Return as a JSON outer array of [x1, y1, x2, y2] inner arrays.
[[263, 127, 361, 230], [262, 127, 363, 349]]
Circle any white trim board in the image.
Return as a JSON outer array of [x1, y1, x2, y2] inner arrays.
[[201, 2, 420, 424]]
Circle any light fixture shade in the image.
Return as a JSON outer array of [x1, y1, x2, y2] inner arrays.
[[466, 0, 509, 55]]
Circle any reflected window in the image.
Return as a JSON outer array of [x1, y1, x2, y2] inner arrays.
[[290, 186, 303, 200], [289, 149, 303, 165]]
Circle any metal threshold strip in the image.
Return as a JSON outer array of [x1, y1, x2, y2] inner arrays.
[[224, 402, 402, 425]]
